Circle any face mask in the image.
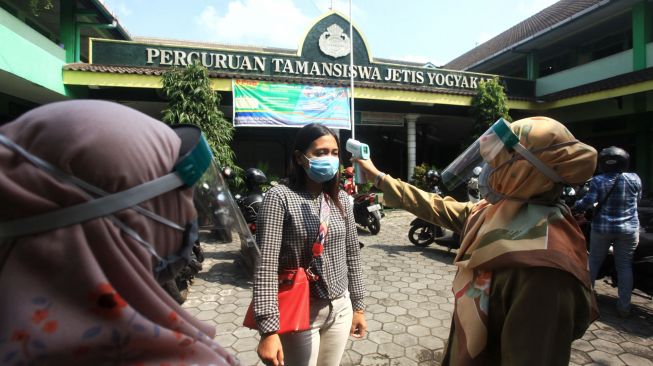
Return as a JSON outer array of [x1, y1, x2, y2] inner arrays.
[[478, 164, 503, 204], [304, 155, 339, 183], [153, 219, 199, 283]]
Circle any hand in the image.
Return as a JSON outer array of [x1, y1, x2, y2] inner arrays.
[[257, 333, 284, 366], [350, 311, 367, 338], [352, 158, 381, 183]]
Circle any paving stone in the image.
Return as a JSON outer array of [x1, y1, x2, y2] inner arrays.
[[405, 345, 434, 362], [377, 342, 405, 358], [393, 333, 418, 347], [387, 306, 408, 316], [359, 354, 391, 366], [375, 312, 396, 323], [368, 330, 394, 344], [618, 353, 653, 366], [569, 349, 592, 364], [588, 350, 625, 365], [571, 339, 595, 352], [390, 357, 418, 366], [407, 325, 430, 337], [396, 314, 419, 326], [589, 338, 625, 355], [231, 337, 259, 352], [180, 210, 653, 366], [383, 322, 407, 335], [341, 349, 362, 366], [417, 335, 444, 349]]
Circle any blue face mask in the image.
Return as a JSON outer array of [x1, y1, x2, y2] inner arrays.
[[304, 155, 340, 183]]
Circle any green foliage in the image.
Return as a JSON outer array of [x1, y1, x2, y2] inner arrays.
[[161, 62, 242, 186], [357, 182, 374, 193], [469, 77, 512, 142], [29, 0, 53, 17], [412, 163, 436, 190]]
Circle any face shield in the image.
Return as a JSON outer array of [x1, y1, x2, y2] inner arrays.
[[441, 118, 567, 200], [0, 124, 257, 280]]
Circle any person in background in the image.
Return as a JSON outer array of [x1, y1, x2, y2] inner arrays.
[[254, 123, 366, 366], [0, 100, 242, 365], [355, 117, 597, 365], [573, 146, 642, 317]]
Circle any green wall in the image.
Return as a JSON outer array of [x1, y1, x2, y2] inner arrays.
[[0, 6, 67, 95]]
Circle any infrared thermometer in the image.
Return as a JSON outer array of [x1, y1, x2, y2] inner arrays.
[[345, 139, 370, 184]]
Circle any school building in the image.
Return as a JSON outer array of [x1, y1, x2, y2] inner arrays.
[[2, 0, 653, 189]]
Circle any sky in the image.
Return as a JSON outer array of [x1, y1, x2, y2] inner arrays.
[[100, 0, 559, 66]]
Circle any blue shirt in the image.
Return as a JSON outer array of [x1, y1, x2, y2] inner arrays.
[[574, 172, 642, 233]]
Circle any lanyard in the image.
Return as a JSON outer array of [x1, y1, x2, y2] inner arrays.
[[307, 193, 331, 281]]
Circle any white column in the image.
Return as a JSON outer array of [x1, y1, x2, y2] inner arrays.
[[405, 114, 419, 182]]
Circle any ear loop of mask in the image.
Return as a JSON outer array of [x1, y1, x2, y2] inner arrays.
[[0, 133, 182, 261], [482, 140, 579, 204]]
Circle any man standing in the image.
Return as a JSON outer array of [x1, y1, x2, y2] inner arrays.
[[574, 146, 642, 317]]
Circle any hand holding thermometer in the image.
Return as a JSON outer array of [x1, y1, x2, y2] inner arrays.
[[345, 139, 370, 184]]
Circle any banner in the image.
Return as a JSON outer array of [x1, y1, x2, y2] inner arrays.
[[233, 80, 351, 129]]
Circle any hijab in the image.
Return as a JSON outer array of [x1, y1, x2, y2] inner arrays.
[[451, 116, 597, 363], [0, 100, 239, 365]]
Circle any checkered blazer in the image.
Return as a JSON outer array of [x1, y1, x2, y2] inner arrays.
[[252, 184, 365, 334]]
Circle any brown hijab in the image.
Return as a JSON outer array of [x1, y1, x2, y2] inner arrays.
[[0, 100, 239, 365]]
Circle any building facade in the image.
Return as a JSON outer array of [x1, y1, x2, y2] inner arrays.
[[2, 0, 653, 190]]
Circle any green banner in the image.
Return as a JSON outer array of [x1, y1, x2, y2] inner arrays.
[[233, 80, 351, 129]]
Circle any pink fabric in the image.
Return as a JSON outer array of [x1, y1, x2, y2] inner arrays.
[[0, 100, 240, 365]]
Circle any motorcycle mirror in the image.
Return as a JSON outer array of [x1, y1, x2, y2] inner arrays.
[[222, 166, 234, 179]]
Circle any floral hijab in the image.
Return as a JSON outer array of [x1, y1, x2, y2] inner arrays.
[[0, 101, 240, 365], [450, 117, 597, 364]]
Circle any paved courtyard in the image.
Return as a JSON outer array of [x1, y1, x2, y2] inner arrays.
[[184, 210, 653, 366]]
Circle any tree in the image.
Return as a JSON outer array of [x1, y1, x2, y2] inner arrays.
[[161, 62, 241, 185], [469, 77, 511, 141], [29, 0, 53, 17]]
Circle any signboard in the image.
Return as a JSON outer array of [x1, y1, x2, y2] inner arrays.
[[89, 13, 535, 98], [233, 79, 351, 129]]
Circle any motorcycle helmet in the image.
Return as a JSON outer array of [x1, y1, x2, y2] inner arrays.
[[344, 166, 355, 178], [598, 146, 629, 173], [244, 168, 268, 191], [425, 170, 441, 183]]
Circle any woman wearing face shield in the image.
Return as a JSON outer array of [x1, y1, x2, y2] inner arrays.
[[254, 123, 366, 366], [0, 100, 241, 365], [355, 117, 598, 365]]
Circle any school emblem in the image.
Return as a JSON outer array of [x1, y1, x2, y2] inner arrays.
[[318, 24, 351, 58]]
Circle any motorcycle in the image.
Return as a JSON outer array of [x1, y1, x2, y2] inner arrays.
[[162, 166, 235, 304], [408, 170, 453, 249], [235, 168, 267, 275], [353, 192, 382, 235], [342, 167, 382, 235]]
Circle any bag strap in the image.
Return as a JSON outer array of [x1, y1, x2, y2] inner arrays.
[[595, 174, 621, 213]]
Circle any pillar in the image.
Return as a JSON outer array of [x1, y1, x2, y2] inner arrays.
[[526, 51, 538, 80], [406, 114, 419, 181], [59, 0, 76, 63], [632, 0, 651, 70]]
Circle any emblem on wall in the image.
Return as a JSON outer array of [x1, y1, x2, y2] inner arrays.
[[318, 24, 351, 58]]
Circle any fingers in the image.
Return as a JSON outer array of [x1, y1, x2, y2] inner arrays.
[[277, 347, 285, 366]]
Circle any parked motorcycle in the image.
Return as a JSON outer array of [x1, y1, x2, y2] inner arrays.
[[408, 170, 453, 248], [353, 192, 382, 235], [162, 166, 234, 304], [235, 168, 267, 274]]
